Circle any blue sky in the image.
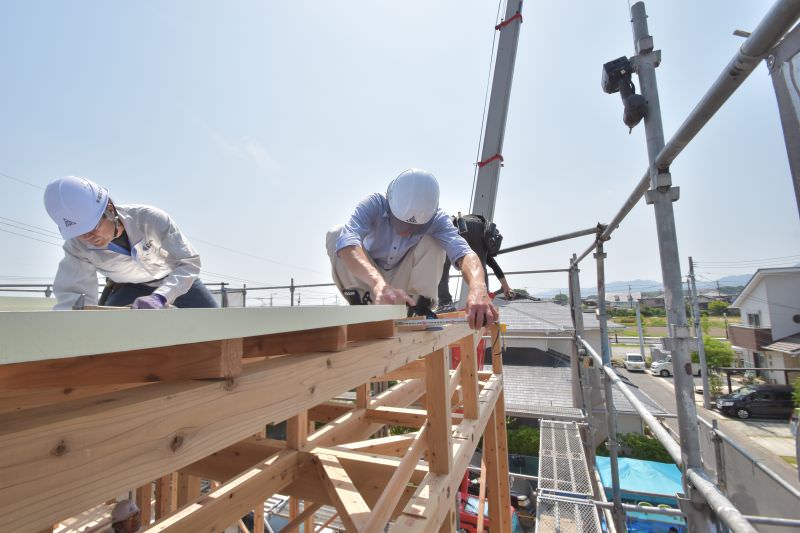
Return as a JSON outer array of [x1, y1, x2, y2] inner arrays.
[[1, 1, 798, 305]]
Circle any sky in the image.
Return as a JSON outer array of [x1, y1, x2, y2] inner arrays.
[[1, 0, 799, 305]]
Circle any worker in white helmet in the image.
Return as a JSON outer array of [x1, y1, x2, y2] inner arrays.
[[110, 499, 141, 532], [43, 176, 218, 310], [326, 168, 497, 329]]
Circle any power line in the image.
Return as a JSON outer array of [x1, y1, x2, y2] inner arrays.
[[0, 227, 61, 247], [0, 170, 44, 190], [190, 237, 328, 278]]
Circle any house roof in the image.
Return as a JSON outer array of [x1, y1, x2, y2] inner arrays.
[[762, 333, 800, 356], [502, 365, 667, 418], [495, 299, 622, 334], [730, 267, 800, 308]]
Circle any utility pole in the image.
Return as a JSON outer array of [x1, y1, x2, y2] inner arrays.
[[636, 300, 646, 360], [290, 278, 295, 307], [689, 257, 711, 409], [630, 3, 711, 529], [628, 284, 633, 308]]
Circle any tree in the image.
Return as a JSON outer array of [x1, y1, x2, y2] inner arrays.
[[708, 301, 729, 316], [692, 336, 734, 369], [507, 426, 540, 455], [553, 293, 568, 305]]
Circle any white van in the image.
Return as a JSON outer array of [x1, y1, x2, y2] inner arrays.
[[650, 356, 701, 377], [623, 353, 646, 372]]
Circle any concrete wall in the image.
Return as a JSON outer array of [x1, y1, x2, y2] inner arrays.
[[765, 273, 800, 340], [617, 413, 644, 435]]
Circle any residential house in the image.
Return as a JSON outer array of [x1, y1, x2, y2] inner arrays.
[[638, 296, 665, 309], [728, 267, 800, 384]]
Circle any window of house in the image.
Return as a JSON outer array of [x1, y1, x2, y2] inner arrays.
[[747, 312, 761, 327]]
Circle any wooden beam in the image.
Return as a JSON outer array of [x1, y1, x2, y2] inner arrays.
[[337, 434, 415, 457], [456, 334, 479, 419], [493, 390, 512, 533], [313, 453, 371, 532], [308, 401, 351, 423], [142, 450, 300, 532], [181, 439, 282, 481], [0, 326, 471, 532], [366, 406, 463, 429], [0, 339, 243, 389], [438, 508, 456, 533], [346, 320, 397, 342], [425, 349, 451, 475], [243, 326, 347, 358], [281, 501, 322, 533], [363, 425, 428, 532], [0, 383, 145, 414], [372, 359, 425, 382], [253, 500, 265, 533], [476, 456, 487, 533]]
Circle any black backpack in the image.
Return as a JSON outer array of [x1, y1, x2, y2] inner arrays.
[[455, 214, 503, 257]]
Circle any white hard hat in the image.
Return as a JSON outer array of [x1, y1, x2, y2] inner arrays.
[[111, 500, 139, 524], [386, 169, 440, 225], [43, 176, 109, 239]]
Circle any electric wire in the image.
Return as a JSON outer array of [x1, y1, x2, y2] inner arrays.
[[0, 170, 44, 190]]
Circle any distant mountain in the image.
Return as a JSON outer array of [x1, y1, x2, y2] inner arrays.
[[531, 274, 754, 298]]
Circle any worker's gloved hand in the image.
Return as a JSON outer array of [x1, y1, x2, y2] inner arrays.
[[132, 293, 167, 310]]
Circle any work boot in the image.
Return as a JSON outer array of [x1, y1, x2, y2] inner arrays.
[[407, 296, 437, 319], [434, 302, 457, 314], [342, 289, 372, 305]]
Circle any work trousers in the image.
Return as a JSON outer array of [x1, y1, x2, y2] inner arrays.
[[105, 279, 220, 308], [326, 225, 446, 306]]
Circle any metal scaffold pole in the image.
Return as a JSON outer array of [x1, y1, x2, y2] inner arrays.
[[629, 3, 715, 530], [594, 241, 625, 531], [688, 257, 710, 410]]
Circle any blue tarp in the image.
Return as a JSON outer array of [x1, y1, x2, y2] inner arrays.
[[596, 456, 682, 499]]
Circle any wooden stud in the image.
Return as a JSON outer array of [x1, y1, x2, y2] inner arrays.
[[289, 497, 300, 523], [337, 434, 416, 457], [425, 348, 452, 475], [483, 410, 503, 529], [476, 456, 487, 533], [136, 481, 153, 528], [314, 453, 371, 532], [287, 411, 309, 449], [366, 406, 463, 429], [253, 501, 266, 533], [154, 474, 174, 520], [142, 450, 300, 532], [0, 339, 243, 389], [346, 320, 397, 342], [281, 501, 322, 533], [494, 390, 512, 533], [176, 472, 201, 507], [243, 326, 347, 357], [355, 383, 369, 409], [457, 334, 479, 419], [308, 401, 351, 423]]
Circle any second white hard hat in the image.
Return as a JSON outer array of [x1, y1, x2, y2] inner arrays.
[[111, 500, 140, 524], [43, 176, 109, 239], [386, 169, 440, 225]]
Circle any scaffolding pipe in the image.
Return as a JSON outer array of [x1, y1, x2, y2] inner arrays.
[[593, 242, 625, 531], [578, 336, 762, 533], [497, 226, 600, 255], [573, 0, 800, 265]]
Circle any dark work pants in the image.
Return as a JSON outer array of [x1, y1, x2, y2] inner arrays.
[[105, 279, 220, 308]]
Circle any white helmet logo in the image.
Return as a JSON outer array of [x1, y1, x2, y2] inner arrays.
[[63, 218, 76, 227], [407, 216, 417, 223]]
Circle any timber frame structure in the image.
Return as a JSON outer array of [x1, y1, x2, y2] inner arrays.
[[0, 306, 511, 533]]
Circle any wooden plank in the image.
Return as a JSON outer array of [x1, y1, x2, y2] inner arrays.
[[456, 334, 479, 419], [346, 320, 397, 342], [0, 326, 470, 533], [0, 305, 407, 364], [337, 434, 415, 457], [391, 374, 503, 532], [142, 450, 300, 533], [490, 324, 503, 374], [0, 339, 243, 388], [281, 501, 322, 533], [483, 411, 503, 530], [253, 500, 265, 533], [425, 349, 451, 475], [313, 453, 371, 532], [243, 326, 347, 358], [476, 456, 487, 533], [494, 390, 512, 533], [367, 406, 463, 429], [181, 439, 282, 481], [363, 425, 428, 532], [136, 481, 153, 528]]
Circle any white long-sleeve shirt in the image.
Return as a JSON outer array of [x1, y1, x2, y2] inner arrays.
[[52, 204, 201, 309]]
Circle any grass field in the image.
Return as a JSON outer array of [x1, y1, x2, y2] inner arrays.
[[613, 315, 739, 338]]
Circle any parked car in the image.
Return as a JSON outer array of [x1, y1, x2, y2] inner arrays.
[[623, 353, 646, 372], [650, 356, 701, 377], [715, 384, 794, 420]]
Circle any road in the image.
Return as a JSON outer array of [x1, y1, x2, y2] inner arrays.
[[614, 364, 800, 491]]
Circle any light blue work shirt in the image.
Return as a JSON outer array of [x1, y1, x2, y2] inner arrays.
[[336, 193, 473, 271]]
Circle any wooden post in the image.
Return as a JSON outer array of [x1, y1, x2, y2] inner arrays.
[[356, 383, 370, 409], [457, 333, 479, 419], [483, 410, 503, 528], [425, 348, 452, 475], [154, 474, 175, 519], [253, 501, 265, 533], [176, 472, 201, 507], [438, 508, 456, 532]]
